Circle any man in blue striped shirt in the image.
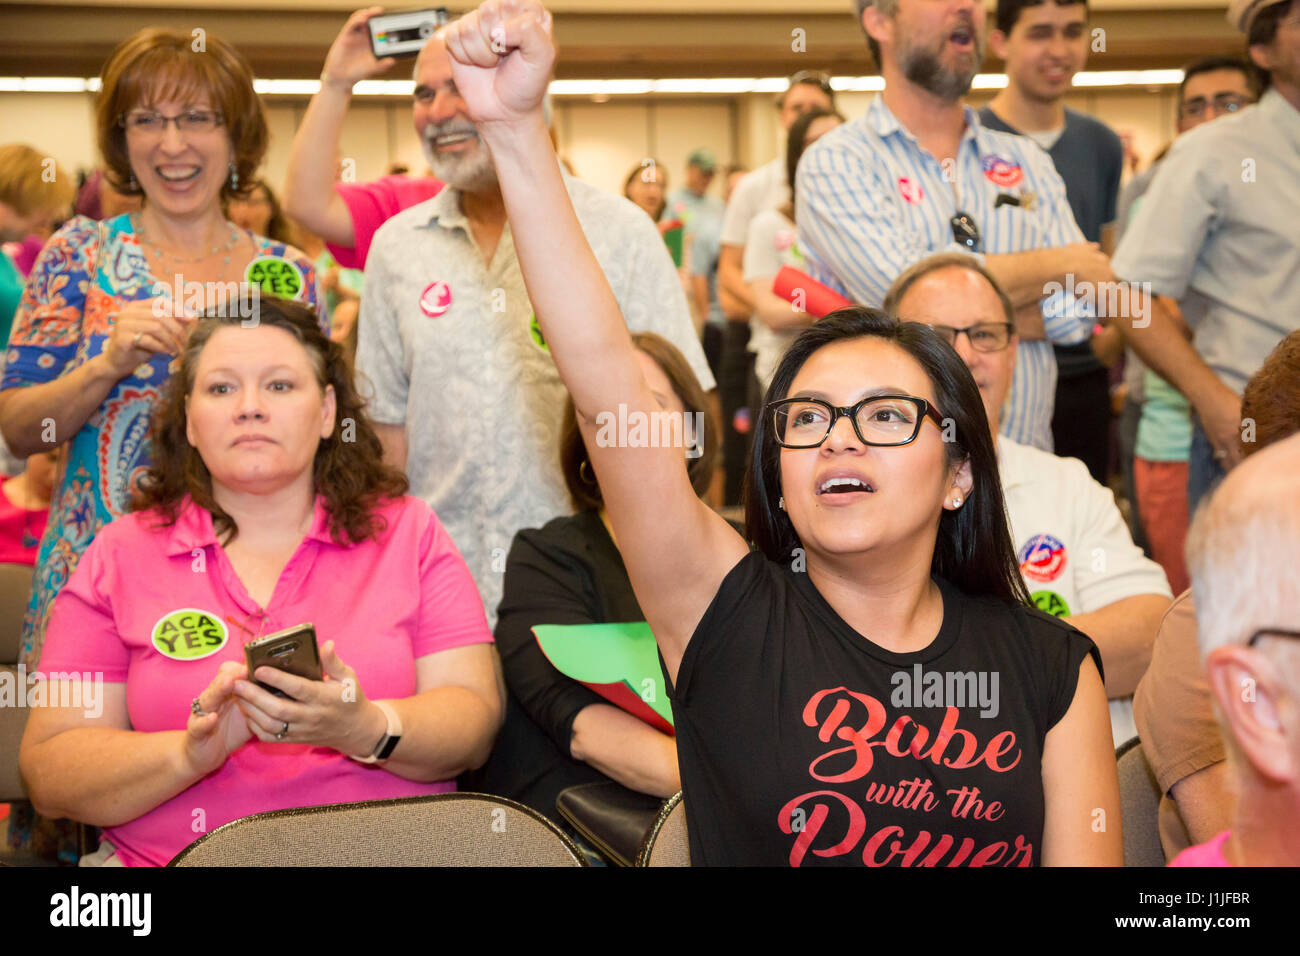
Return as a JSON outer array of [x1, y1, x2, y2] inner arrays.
[[796, 0, 1114, 450]]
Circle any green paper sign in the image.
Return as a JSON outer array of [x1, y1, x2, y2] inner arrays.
[[151, 608, 228, 661], [533, 621, 674, 730]]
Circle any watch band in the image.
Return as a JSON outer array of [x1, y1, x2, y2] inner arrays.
[[349, 700, 402, 764]]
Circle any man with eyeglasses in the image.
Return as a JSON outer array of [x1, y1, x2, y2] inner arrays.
[[1112, 0, 1300, 515], [798, 0, 1112, 456], [1170, 432, 1300, 866], [1114, 56, 1256, 602], [886, 253, 1172, 747]]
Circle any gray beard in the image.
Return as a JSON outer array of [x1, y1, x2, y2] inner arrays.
[[899, 41, 981, 102], [421, 134, 498, 193]]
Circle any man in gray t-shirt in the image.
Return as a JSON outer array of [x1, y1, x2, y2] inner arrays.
[[359, 38, 713, 626]]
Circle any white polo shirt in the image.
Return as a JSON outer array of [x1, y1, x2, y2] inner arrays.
[[999, 437, 1172, 745], [358, 171, 715, 626]]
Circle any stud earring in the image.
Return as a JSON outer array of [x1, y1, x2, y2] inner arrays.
[[952, 496, 963, 507], [228, 162, 238, 191], [128, 170, 137, 191]]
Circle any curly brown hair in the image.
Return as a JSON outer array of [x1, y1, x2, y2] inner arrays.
[[136, 293, 408, 545]]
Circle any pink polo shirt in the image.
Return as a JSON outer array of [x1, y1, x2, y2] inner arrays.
[[1168, 830, 1231, 867], [37, 493, 492, 867], [327, 175, 444, 270]]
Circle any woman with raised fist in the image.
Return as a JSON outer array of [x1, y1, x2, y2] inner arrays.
[[438, 0, 1121, 867]]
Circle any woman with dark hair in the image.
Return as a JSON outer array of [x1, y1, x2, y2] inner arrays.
[[744, 106, 846, 391], [19, 294, 502, 866], [226, 178, 294, 245], [0, 25, 325, 861], [466, 332, 716, 853], [439, 1, 1120, 867]]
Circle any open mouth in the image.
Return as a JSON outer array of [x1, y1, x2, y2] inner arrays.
[[949, 27, 975, 47], [432, 130, 477, 149], [818, 476, 875, 496], [156, 166, 201, 183]]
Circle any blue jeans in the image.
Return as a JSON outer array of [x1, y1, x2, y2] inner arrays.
[[1188, 420, 1226, 517]]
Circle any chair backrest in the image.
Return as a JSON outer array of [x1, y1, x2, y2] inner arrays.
[[169, 792, 588, 867], [0, 562, 34, 666], [636, 790, 690, 867], [0, 563, 35, 802], [1116, 736, 1167, 867]]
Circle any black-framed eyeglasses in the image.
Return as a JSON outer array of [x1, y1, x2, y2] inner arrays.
[[768, 394, 946, 449], [929, 322, 1015, 352], [1178, 93, 1252, 120], [1247, 629, 1300, 647], [951, 211, 981, 252], [119, 109, 225, 136]]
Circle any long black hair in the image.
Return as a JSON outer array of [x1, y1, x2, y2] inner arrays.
[[743, 307, 1031, 606], [786, 106, 846, 222]]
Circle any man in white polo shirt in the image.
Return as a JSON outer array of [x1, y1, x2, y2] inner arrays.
[[359, 36, 714, 625], [797, 0, 1115, 453], [887, 253, 1172, 745], [1112, 0, 1300, 513]]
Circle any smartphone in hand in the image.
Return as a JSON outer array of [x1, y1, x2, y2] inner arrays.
[[244, 624, 322, 700]]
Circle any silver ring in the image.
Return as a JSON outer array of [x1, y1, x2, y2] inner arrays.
[[191, 697, 206, 717], [132, 330, 143, 348], [276, 721, 289, 740]]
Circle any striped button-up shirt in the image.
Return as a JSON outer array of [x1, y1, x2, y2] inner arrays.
[[796, 95, 1093, 450]]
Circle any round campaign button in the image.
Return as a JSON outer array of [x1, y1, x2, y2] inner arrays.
[[898, 177, 925, 205], [420, 281, 453, 318], [1018, 533, 1068, 583], [243, 256, 305, 300], [1030, 590, 1072, 618], [151, 608, 229, 661]]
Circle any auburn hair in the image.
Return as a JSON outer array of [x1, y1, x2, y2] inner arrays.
[[95, 27, 267, 201], [137, 293, 408, 545]]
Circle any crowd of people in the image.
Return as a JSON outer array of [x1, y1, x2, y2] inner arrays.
[[0, 0, 1297, 868]]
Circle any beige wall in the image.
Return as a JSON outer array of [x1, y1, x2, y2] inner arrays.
[[0, 86, 1183, 209]]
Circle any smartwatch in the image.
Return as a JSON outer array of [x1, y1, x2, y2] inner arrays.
[[350, 700, 402, 764]]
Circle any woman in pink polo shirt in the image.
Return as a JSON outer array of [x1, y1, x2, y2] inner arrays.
[[18, 293, 502, 866]]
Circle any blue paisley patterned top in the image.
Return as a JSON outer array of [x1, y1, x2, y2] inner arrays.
[[3, 214, 327, 670]]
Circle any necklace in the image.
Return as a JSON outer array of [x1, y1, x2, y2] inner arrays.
[[132, 212, 242, 265]]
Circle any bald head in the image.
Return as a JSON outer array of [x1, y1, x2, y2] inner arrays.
[[1187, 432, 1300, 656]]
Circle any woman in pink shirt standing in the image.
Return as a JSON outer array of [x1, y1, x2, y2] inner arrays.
[[18, 293, 503, 866]]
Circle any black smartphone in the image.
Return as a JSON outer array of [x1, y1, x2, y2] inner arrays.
[[368, 7, 449, 59], [244, 624, 322, 699]]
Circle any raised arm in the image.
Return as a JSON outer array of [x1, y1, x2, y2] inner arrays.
[[440, 1, 748, 681], [283, 7, 396, 247]]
